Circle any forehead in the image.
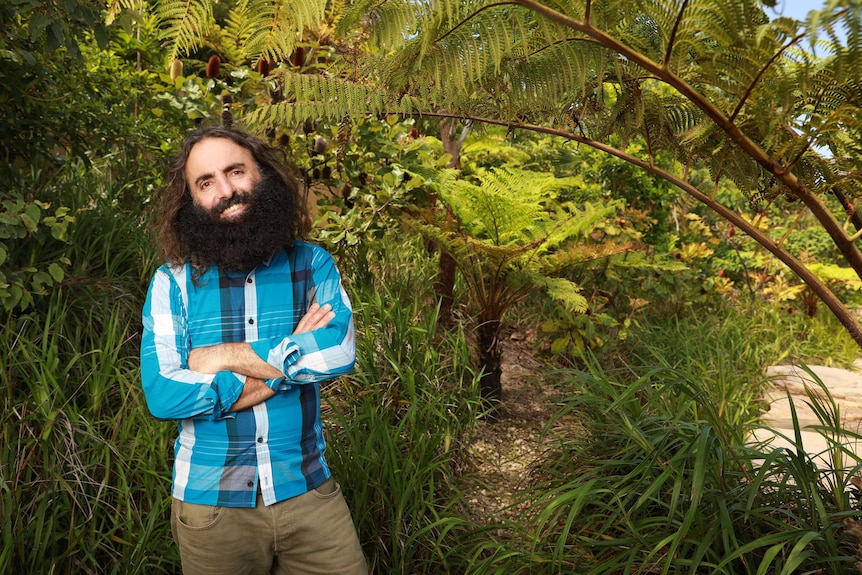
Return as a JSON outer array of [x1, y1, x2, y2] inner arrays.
[[185, 137, 257, 182]]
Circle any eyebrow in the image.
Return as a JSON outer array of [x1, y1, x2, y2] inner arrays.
[[192, 162, 248, 189]]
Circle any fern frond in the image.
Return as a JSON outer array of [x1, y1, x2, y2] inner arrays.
[[244, 71, 410, 128], [437, 166, 602, 247], [155, 0, 214, 60], [335, 0, 426, 48], [105, 0, 139, 25], [245, 0, 326, 62], [527, 274, 588, 314], [221, 0, 258, 63]]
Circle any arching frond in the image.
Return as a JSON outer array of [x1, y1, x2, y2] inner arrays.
[[242, 0, 327, 62], [154, 0, 327, 61], [154, 0, 214, 60], [244, 71, 416, 128]]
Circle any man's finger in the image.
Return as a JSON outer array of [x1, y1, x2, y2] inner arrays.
[[294, 303, 334, 334]]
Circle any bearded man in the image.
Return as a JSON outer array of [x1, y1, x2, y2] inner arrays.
[[140, 126, 367, 575]]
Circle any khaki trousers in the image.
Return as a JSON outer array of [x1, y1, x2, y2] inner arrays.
[[171, 478, 368, 575]]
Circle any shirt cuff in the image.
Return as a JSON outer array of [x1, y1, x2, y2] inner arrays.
[[212, 372, 245, 420], [249, 338, 300, 375], [265, 376, 292, 392]]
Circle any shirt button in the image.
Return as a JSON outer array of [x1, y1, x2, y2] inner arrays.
[[247, 481, 253, 487], [257, 437, 264, 443], [248, 318, 254, 324], [247, 277, 253, 284]]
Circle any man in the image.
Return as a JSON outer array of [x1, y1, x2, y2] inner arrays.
[[140, 125, 367, 575]]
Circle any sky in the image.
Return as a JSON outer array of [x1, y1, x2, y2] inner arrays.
[[765, 0, 847, 53], [766, 0, 829, 21]]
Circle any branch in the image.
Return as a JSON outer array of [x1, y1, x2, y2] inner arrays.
[[512, 0, 862, 281], [730, 32, 806, 122]]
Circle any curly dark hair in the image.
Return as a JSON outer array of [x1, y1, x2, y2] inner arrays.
[[153, 126, 310, 267]]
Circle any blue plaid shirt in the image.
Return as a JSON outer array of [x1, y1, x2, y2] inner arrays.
[[140, 242, 355, 508]]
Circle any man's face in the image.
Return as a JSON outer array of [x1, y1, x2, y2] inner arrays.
[[176, 138, 300, 272], [185, 137, 261, 221]]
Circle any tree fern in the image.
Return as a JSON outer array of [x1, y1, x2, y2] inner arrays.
[[426, 166, 625, 312], [137, 0, 862, 347], [154, 0, 214, 60], [154, 0, 327, 62], [412, 164, 630, 403]]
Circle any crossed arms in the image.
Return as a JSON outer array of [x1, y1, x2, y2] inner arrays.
[[187, 303, 335, 412], [140, 250, 355, 422]]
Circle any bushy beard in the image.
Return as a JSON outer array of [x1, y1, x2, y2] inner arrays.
[[176, 169, 299, 273]]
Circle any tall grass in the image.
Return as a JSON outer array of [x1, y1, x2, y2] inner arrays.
[[449, 355, 862, 574], [1, 159, 177, 574], [1, 291, 177, 574], [324, 236, 488, 573]]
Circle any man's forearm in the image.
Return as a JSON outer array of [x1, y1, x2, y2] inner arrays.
[[187, 303, 335, 379], [188, 342, 284, 379], [229, 377, 276, 412]]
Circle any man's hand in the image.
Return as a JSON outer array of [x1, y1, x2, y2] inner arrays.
[[293, 302, 334, 334]]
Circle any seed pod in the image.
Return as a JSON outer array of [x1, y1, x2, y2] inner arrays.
[[221, 94, 234, 128], [257, 57, 270, 76], [313, 136, 327, 154], [278, 133, 290, 147], [322, 166, 331, 179], [206, 55, 221, 78], [302, 118, 313, 135], [292, 46, 305, 68], [312, 168, 321, 180], [169, 58, 183, 80]]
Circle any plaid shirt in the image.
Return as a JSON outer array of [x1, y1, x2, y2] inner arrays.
[[140, 242, 355, 508]]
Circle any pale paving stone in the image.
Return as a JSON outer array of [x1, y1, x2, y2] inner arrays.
[[754, 364, 862, 468]]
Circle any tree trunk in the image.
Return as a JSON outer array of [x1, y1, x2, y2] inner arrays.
[[477, 318, 503, 417], [434, 251, 457, 325], [435, 117, 465, 325]]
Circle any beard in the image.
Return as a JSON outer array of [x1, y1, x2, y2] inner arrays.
[[175, 169, 301, 273]]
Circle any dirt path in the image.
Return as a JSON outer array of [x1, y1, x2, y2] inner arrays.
[[462, 328, 565, 522], [465, 334, 862, 521]]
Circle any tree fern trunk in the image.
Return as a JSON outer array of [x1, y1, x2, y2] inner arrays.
[[435, 117, 464, 326], [434, 251, 457, 326], [477, 318, 503, 415]]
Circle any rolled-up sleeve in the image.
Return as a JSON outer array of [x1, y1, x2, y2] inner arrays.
[[140, 268, 244, 420], [248, 247, 355, 383]]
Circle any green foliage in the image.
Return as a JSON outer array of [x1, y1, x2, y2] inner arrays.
[[0, 3, 169, 180], [306, 116, 448, 284], [1, 0, 108, 59], [0, 197, 74, 313], [327, 277, 485, 573], [418, 166, 629, 321], [151, 0, 327, 62], [457, 358, 861, 574]]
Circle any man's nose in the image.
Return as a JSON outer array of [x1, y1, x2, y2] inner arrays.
[[213, 174, 236, 199]]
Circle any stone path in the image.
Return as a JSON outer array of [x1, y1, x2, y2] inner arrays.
[[755, 362, 862, 468]]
